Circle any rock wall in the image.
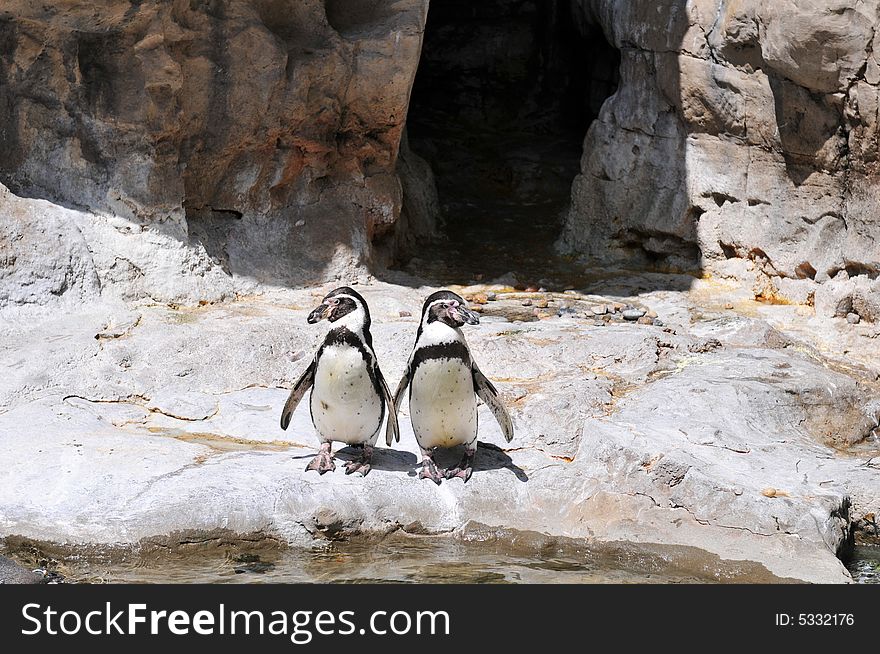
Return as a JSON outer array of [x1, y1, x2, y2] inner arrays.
[[0, 0, 427, 304], [561, 0, 880, 317], [2, 0, 879, 316]]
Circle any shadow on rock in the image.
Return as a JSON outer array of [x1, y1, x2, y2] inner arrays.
[[335, 446, 418, 473], [475, 441, 528, 482], [405, 441, 528, 482]]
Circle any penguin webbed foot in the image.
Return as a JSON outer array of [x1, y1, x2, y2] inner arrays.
[[419, 456, 445, 485], [344, 444, 373, 477], [305, 443, 336, 475], [444, 448, 476, 483]]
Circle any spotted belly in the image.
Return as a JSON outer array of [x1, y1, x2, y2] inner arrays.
[[409, 358, 477, 449], [310, 346, 382, 444]]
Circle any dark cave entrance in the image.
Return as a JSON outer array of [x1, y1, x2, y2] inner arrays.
[[399, 0, 619, 286]]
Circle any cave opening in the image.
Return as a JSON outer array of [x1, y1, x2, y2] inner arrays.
[[398, 0, 619, 286]]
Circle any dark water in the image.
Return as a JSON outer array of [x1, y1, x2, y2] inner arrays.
[[9, 532, 871, 584], [846, 546, 880, 584]]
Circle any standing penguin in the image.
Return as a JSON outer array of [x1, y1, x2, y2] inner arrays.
[[388, 290, 513, 483], [280, 287, 399, 476]]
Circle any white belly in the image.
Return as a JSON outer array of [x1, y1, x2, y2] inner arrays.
[[311, 346, 382, 445], [409, 358, 477, 449]]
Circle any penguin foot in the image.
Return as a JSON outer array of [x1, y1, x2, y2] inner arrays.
[[419, 459, 444, 485], [444, 465, 473, 482], [305, 445, 335, 475], [344, 445, 373, 477], [444, 448, 475, 482]]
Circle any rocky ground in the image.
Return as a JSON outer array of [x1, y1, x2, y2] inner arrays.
[[1, 272, 877, 583], [0, 554, 41, 584]]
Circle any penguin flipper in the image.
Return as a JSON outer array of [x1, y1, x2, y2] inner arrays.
[[280, 359, 316, 430], [385, 370, 410, 446], [375, 364, 400, 446], [473, 366, 514, 442]]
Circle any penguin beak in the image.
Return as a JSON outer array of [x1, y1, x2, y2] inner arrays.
[[451, 305, 480, 326], [307, 302, 331, 324]]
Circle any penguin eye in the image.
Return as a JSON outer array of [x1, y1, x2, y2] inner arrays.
[[328, 298, 339, 306]]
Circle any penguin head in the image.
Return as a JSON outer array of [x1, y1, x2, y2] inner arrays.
[[421, 290, 480, 329], [307, 286, 371, 329]]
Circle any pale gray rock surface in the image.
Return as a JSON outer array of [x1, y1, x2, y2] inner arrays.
[[1, 281, 877, 583]]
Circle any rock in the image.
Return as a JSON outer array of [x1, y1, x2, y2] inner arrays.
[[591, 304, 607, 315], [0, 556, 41, 584], [612, 303, 625, 312], [399, 310, 412, 318], [471, 293, 489, 305], [0, 281, 876, 584], [147, 390, 219, 421], [559, 0, 880, 288], [653, 319, 665, 327], [637, 316, 654, 325], [535, 299, 549, 309], [622, 309, 646, 320], [486, 292, 497, 302], [847, 312, 861, 325], [724, 303, 735, 310], [0, 186, 102, 308], [813, 276, 880, 323], [646, 310, 658, 319], [521, 299, 533, 307], [0, 0, 429, 302]]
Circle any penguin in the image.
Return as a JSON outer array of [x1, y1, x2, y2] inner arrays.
[[280, 287, 399, 476], [387, 290, 513, 484]]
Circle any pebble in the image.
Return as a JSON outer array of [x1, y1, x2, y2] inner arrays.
[[398, 310, 411, 318], [471, 305, 483, 313], [646, 310, 658, 319], [724, 302, 734, 310], [622, 309, 646, 320], [591, 304, 607, 315], [525, 285, 539, 293], [653, 318, 664, 327], [847, 312, 860, 324], [486, 292, 497, 301], [637, 316, 654, 325], [536, 311, 552, 319], [521, 299, 532, 306], [592, 320, 605, 327], [612, 302, 625, 312], [535, 299, 549, 309], [471, 292, 489, 304]]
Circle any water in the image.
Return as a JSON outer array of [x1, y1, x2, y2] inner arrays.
[[2, 531, 828, 584], [846, 546, 880, 584]]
